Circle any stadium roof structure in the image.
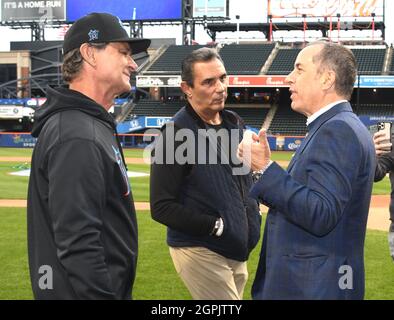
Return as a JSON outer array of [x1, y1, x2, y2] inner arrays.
[[205, 21, 386, 42]]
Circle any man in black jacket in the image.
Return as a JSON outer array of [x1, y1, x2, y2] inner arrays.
[[27, 13, 150, 299], [373, 130, 394, 261], [150, 48, 261, 299]]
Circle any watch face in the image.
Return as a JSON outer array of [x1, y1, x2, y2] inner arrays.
[[252, 172, 262, 183]]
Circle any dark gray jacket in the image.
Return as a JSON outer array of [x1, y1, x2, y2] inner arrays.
[[375, 150, 394, 222], [28, 87, 137, 299]]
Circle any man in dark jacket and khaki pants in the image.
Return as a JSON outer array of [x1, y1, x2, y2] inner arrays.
[[27, 13, 150, 299], [150, 48, 261, 300]]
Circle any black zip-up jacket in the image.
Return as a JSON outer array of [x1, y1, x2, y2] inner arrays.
[[374, 151, 394, 222], [150, 105, 261, 261], [27, 87, 137, 299]]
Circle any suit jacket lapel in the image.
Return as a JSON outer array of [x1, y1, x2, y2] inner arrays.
[[286, 102, 353, 173]]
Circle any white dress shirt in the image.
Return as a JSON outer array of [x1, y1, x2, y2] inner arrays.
[[306, 100, 348, 127]]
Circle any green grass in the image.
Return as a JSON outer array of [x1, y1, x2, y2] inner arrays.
[[364, 229, 394, 299], [0, 207, 32, 299], [270, 151, 294, 162], [0, 147, 34, 157], [0, 149, 391, 199], [0, 162, 30, 199], [1, 208, 393, 300], [123, 148, 146, 158], [0, 161, 151, 202], [0, 148, 296, 161], [127, 164, 150, 202], [0, 147, 393, 299], [373, 177, 391, 195], [134, 211, 191, 299]]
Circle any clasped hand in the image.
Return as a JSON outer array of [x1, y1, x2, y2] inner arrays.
[[237, 129, 271, 172]]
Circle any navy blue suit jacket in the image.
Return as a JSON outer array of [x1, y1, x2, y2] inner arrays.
[[250, 102, 375, 300]]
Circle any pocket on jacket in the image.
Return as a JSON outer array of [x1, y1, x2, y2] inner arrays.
[[217, 210, 247, 254], [282, 253, 329, 280], [246, 204, 261, 252]]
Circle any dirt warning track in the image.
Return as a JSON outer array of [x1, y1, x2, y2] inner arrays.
[[0, 197, 390, 231]]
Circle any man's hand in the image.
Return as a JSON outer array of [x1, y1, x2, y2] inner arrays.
[[237, 129, 271, 171], [374, 131, 392, 156]]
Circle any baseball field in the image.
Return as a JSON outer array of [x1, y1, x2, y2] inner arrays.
[[0, 148, 393, 299]]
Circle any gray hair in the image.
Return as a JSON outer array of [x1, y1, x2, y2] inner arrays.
[[181, 47, 223, 87], [61, 43, 107, 83], [309, 41, 357, 100]]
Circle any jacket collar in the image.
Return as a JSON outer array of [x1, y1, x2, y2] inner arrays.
[[306, 101, 353, 134], [287, 101, 353, 173], [185, 103, 239, 129]]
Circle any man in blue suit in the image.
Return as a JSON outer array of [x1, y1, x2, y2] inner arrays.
[[238, 41, 375, 299]]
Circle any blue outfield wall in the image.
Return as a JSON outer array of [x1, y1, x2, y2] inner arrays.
[[0, 131, 304, 150], [0, 133, 37, 148], [0, 113, 383, 150]]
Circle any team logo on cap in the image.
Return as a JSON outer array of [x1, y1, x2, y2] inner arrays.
[[117, 17, 123, 28], [88, 29, 99, 41], [111, 145, 130, 197]]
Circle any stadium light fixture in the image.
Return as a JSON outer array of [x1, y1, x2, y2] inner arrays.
[[236, 15, 240, 44]]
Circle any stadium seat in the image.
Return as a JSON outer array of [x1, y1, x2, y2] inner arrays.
[[219, 43, 275, 75]]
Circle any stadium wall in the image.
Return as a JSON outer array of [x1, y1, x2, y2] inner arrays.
[[0, 132, 305, 151]]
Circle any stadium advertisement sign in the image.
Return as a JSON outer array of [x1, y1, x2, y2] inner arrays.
[[66, 0, 182, 21], [285, 137, 304, 151], [136, 75, 289, 88], [1, 0, 65, 21], [356, 76, 394, 88], [116, 116, 172, 133], [0, 131, 303, 150], [145, 117, 172, 128], [193, 0, 227, 18], [273, 136, 304, 151], [0, 105, 24, 119], [0, 132, 37, 147], [359, 115, 394, 129], [228, 76, 288, 87], [136, 76, 182, 88], [268, 0, 384, 18], [136, 75, 394, 88], [116, 117, 144, 134]]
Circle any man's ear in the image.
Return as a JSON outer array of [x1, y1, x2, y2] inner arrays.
[[180, 81, 192, 98], [79, 43, 96, 67], [321, 70, 335, 90]]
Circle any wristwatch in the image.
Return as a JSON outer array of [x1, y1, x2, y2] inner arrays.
[[210, 218, 224, 237], [252, 160, 273, 182]]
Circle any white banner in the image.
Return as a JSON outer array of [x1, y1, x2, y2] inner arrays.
[[137, 75, 181, 87], [0, 105, 23, 119], [268, 0, 384, 18], [193, 0, 227, 18], [1, 0, 65, 22]]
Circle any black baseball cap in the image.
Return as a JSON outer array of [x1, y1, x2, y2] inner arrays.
[[63, 12, 151, 55]]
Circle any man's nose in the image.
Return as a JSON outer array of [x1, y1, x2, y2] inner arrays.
[[216, 79, 226, 92], [128, 56, 138, 71], [285, 70, 294, 84]]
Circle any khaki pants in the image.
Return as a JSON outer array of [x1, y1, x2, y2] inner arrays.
[[169, 246, 248, 300]]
